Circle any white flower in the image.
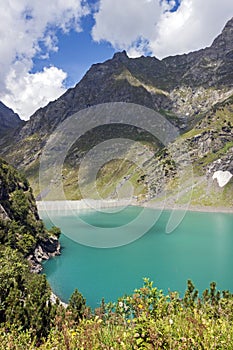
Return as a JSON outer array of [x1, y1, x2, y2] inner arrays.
[[169, 319, 173, 325], [118, 301, 123, 308]]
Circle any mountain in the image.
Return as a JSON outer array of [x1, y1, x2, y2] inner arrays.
[[1, 17, 233, 206], [0, 101, 24, 141]]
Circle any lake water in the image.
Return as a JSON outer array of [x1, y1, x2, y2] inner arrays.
[[41, 206, 233, 309]]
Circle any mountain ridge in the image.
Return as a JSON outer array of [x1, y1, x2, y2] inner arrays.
[[0, 17, 233, 206]]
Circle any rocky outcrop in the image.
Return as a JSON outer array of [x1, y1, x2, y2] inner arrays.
[[28, 236, 61, 273], [0, 101, 24, 144], [132, 93, 233, 206], [170, 86, 233, 118], [207, 147, 233, 181], [0, 157, 61, 271], [0, 203, 10, 220], [0, 101, 22, 129]]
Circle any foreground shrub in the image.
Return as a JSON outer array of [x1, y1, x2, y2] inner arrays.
[[1, 278, 233, 349]]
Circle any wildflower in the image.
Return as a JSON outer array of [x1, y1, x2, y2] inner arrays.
[[138, 304, 143, 309], [118, 301, 123, 308], [169, 318, 173, 325]]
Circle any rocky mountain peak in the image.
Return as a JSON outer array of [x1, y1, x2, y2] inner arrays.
[[112, 50, 129, 62], [211, 17, 233, 54]]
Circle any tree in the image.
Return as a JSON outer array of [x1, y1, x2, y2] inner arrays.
[[0, 246, 57, 337], [48, 226, 61, 238], [10, 189, 30, 222], [67, 289, 86, 322]]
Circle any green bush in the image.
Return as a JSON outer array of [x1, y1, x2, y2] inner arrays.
[[0, 246, 57, 338], [1, 277, 233, 349]]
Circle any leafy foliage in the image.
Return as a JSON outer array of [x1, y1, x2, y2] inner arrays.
[[0, 158, 63, 340], [0, 246, 57, 338], [48, 226, 61, 238], [0, 278, 233, 349], [0, 158, 57, 255], [67, 289, 86, 322]]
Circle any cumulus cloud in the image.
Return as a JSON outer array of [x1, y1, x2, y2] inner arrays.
[[2, 66, 67, 120], [150, 0, 233, 57], [92, 0, 161, 49], [92, 0, 233, 58], [0, 0, 89, 120]]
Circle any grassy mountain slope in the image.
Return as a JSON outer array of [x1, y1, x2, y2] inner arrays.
[[36, 93, 233, 208], [153, 95, 232, 208]]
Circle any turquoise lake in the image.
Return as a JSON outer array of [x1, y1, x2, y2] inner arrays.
[[41, 206, 233, 309]]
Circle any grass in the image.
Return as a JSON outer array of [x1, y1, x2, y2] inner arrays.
[[195, 142, 233, 174], [115, 69, 169, 96], [62, 158, 148, 201]]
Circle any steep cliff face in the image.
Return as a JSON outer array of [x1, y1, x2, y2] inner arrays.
[[0, 18, 233, 206], [0, 158, 60, 272], [0, 101, 24, 142]]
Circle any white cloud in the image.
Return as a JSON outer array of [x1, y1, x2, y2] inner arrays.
[[92, 0, 233, 58], [92, 0, 161, 49], [150, 0, 233, 58], [2, 66, 67, 120], [0, 0, 89, 120]]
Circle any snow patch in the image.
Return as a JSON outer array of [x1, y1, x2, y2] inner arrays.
[[212, 170, 232, 187]]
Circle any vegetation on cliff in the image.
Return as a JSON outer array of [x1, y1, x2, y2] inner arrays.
[[0, 158, 63, 338], [0, 158, 60, 257]]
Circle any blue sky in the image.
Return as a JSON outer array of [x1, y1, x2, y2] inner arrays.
[[32, 1, 182, 86], [0, 0, 232, 120], [38, 0, 181, 87], [32, 14, 115, 87]]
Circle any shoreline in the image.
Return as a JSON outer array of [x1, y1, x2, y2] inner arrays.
[[37, 199, 233, 214], [50, 291, 68, 308], [142, 201, 233, 214]]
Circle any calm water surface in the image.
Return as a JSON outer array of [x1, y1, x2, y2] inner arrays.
[[41, 206, 233, 309]]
